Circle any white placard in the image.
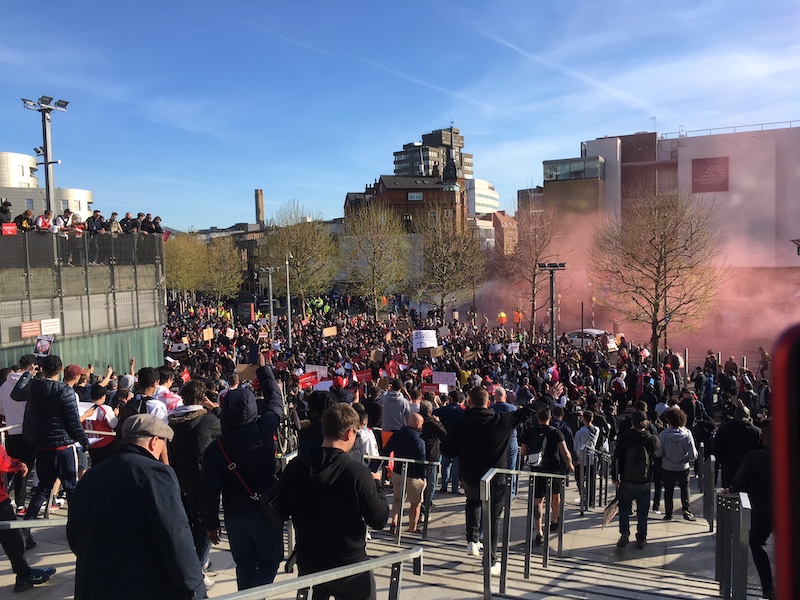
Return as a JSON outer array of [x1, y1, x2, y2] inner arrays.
[[305, 364, 329, 380], [412, 329, 438, 351], [225, 327, 235, 339], [40, 318, 61, 336], [313, 379, 334, 391], [508, 342, 520, 354], [488, 343, 502, 354]]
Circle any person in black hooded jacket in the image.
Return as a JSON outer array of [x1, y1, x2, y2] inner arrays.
[[170, 380, 221, 578], [201, 354, 283, 590], [278, 402, 389, 600]]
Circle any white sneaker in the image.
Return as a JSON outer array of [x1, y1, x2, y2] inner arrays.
[[467, 541, 481, 556], [203, 574, 215, 589], [490, 562, 502, 576]]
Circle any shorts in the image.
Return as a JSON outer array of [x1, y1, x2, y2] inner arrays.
[[76, 448, 89, 472], [391, 472, 426, 504], [532, 470, 562, 499]]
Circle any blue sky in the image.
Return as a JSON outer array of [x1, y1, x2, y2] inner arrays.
[[2, 1, 798, 231]]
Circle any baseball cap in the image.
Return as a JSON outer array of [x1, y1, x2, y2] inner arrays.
[[64, 364, 87, 380], [121, 413, 174, 441], [631, 410, 648, 425], [2, 200, 11, 207]]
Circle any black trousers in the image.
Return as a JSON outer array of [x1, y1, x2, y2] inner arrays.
[[302, 571, 376, 600], [0, 498, 30, 579], [462, 478, 505, 564]]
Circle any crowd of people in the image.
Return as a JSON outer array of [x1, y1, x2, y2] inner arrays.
[[0, 296, 775, 598], [0, 201, 165, 238]]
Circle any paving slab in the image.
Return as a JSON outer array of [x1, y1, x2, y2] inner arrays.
[[0, 473, 771, 598]]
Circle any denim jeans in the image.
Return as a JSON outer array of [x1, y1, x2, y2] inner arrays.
[[508, 437, 519, 496], [423, 463, 439, 510], [618, 482, 650, 540], [440, 455, 459, 493], [225, 510, 284, 590]]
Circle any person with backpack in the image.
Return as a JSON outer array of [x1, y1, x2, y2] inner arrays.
[[612, 410, 660, 548], [656, 407, 699, 521], [520, 408, 574, 545]]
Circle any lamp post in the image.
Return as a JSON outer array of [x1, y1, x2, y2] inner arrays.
[[286, 253, 293, 349], [257, 267, 279, 347], [538, 262, 566, 358], [22, 96, 68, 213]]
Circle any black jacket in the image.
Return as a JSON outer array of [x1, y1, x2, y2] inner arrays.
[[383, 426, 427, 479], [277, 446, 389, 574], [442, 405, 531, 484], [169, 406, 221, 498], [201, 366, 282, 529], [713, 419, 762, 487], [67, 444, 204, 600], [612, 427, 660, 483], [12, 373, 90, 449], [421, 415, 447, 463]]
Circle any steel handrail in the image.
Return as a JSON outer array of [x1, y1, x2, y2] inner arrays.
[[213, 545, 423, 600]]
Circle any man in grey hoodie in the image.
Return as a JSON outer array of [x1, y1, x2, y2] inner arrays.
[[655, 407, 698, 521], [377, 379, 411, 447]]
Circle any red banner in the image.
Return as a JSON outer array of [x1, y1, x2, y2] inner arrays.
[[354, 369, 373, 383], [298, 372, 319, 388]]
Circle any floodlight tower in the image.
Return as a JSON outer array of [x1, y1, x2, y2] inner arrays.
[[21, 96, 69, 213]]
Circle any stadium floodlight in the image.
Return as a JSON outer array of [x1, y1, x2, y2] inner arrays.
[[21, 95, 69, 212]]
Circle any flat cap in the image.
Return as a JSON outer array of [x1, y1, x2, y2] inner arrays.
[[121, 413, 174, 441]]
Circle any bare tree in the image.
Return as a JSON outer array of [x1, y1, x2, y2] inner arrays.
[[417, 200, 484, 318], [592, 188, 727, 358], [202, 236, 244, 307], [261, 200, 338, 314], [502, 206, 565, 336], [343, 200, 410, 320]]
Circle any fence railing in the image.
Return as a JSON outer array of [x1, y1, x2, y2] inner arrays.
[[577, 447, 611, 515], [480, 467, 567, 599], [364, 454, 440, 544], [213, 546, 423, 600], [715, 491, 751, 600]]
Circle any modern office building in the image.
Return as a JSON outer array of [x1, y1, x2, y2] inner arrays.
[[393, 127, 474, 180], [537, 123, 800, 268], [0, 151, 93, 218], [466, 178, 500, 216]]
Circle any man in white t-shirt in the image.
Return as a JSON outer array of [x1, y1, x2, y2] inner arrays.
[[0, 355, 37, 514]]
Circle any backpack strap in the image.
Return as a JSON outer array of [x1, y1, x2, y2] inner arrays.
[[216, 438, 259, 501]]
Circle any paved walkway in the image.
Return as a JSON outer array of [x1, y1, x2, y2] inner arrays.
[[0, 474, 771, 598]]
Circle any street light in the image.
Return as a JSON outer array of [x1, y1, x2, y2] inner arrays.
[[286, 253, 293, 349], [21, 96, 69, 213], [256, 267, 279, 347], [538, 262, 566, 357]]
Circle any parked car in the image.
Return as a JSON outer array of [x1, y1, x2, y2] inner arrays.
[[565, 328, 618, 352]]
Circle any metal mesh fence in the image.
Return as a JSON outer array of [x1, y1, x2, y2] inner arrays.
[[0, 232, 165, 347]]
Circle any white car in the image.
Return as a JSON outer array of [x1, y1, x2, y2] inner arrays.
[[565, 329, 618, 352]]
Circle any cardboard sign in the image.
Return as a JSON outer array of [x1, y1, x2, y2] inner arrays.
[[40, 318, 61, 336], [432, 371, 458, 387], [438, 326, 451, 338], [377, 377, 390, 390], [508, 342, 520, 354], [225, 328, 235, 339], [385, 332, 392, 342], [463, 350, 478, 361], [369, 350, 384, 363], [354, 369, 373, 383], [305, 364, 329, 381], [257, 332, 269, 340], [236, 363, 259, 381], [20, 321, 42, 338], [412, 330, 437, 351], [202, 328, 214, 341], [322, 326, 338, 337], [418, 346, 443, 359]]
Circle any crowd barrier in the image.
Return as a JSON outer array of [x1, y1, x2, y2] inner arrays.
[[480, 467, 566, 599], [215, 546, 423, 600], [714, 491, 751, 600], [577, 446, 611, 515], [363, 454, 440, 544]]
